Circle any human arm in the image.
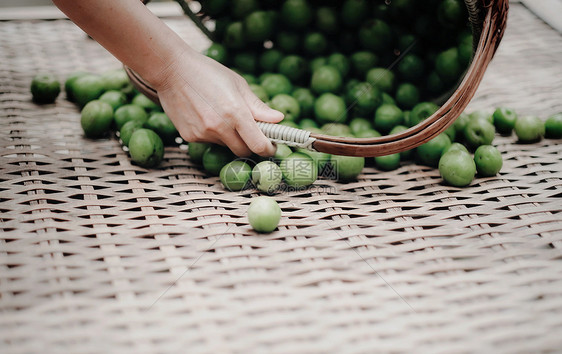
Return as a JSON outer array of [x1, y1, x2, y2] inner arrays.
[[52, 0, 284, 156]]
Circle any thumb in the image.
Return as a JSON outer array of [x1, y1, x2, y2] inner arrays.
[[243, 89, 284, 123]]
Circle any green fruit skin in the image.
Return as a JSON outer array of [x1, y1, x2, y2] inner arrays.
[[354, 129, 381, 139], [397, 54, 425, 82], [31, 73, 61, 104], [359, 19, 392, 52], [145, 112, 178, 145], [64, 71, 89, 102], [234, 52, 258, 74], [250, 84, 269, 102], [316, 6, 339, 34], [314, 93, 347, 124], [99, 90, 127, 111], [269, 94, 301, 122], [80, 100, 114, 139], [224, 21, 245, 49], [514, 116, 545, 143], [261, 74, 293, 97], [296, 148, 331, 175], [304, 32, 329, 56], [443, 142, 469, 155], [292, 88, 315, 118], [202, 145, 234, 176], [463, 118, 496, 149], [299, 118, 318, 130], [244, 74, 258, 85], [101, 69, 130, 91], [366, 68, 395, 93], [545, 113, 562, 139], [280, 152, 317, 187], [395, 83, 420, 110], [248, 196, 281, 233], [474, 145, 503, 177], [310, 57, 328, 73], [278, 55, 308, 83], [453, 112, 471, 133], [73, 75, 106, 107], [278, 121, 299, 128], [375, 153, 401, 171], [327, 53, 351, 78], [132, 93, 161, 112], [128, 128, 165, 168], [188, 142, 211, 164], [436, 48, 461, 83], [281, 0, 312, 29], [244, 11, 275, 43], [260, 50, 283, 72], [347, 82, 382, 117], [321, 123, 352, 137], [276, 31, 300, 53], [114, 104, 148, 130], [120, 82, 137, 101], [304, 127, 323, 135], [493, 107, 518, 135], [470, 110, 493, 124], [458, 33, 473, 67], [273, 144, 293, 162], [220, 160, 252, 191], [416, 133, 452, 167], [351, 51, 378, 78], [252, 161, 283, 194], [444, 125, 456, 142], [426, 71, 444, 95], [231, 0, 257, 19], [409, 102, 439, 127], [311, 66, 343, 95], [438, 0, 466, 29], [349, 118, 372, 136], [439, 150, 476, 187], [341, 0, 369, 27], [205, 43, 228, 64], [381, 92, 396, 106], [374, 104, 404, 134], [243, 75, 258, 85], [120, 120, 144, 147], [331, 154, 365, 182], [389, 125, 412, 159]]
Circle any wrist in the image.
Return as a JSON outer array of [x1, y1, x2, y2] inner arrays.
[[142, 42, 195, 92]]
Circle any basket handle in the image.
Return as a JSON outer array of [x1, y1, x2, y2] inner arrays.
[[130, 0, 509, 157]]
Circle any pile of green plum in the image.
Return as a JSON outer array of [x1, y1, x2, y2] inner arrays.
[[29, 0, 562, 193]]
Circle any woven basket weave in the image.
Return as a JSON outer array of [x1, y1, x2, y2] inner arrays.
[[1, 4, 562, 352], [126, 0, 509, 156]]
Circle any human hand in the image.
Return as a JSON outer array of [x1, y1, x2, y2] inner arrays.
[[52, 0, 281, 156], [153, 48, 284, 157]]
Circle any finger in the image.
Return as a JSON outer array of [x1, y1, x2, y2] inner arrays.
[[241, 87, 284, 123], [175, 123, 223, 145], [195, 136, 223, 145], [234, 107, 277, 157], [215, 129, 252, 157]]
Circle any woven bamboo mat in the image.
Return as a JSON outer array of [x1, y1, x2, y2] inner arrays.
[[1, 4, 561, 353]]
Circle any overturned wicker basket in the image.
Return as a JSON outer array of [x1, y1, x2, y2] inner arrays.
[[126, 0, 509, 157]]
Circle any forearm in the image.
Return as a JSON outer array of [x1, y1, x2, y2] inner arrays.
[[54, 0, 283, 156], [53, 0, 193, 89]]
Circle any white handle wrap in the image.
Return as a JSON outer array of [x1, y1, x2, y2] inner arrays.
[[257, 122, 317, 151]]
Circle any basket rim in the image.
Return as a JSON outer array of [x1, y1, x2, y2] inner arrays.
[[126, 0, 510, 157]]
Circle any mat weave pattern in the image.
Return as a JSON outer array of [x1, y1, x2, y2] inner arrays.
[[1, 4, 562, 353]]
